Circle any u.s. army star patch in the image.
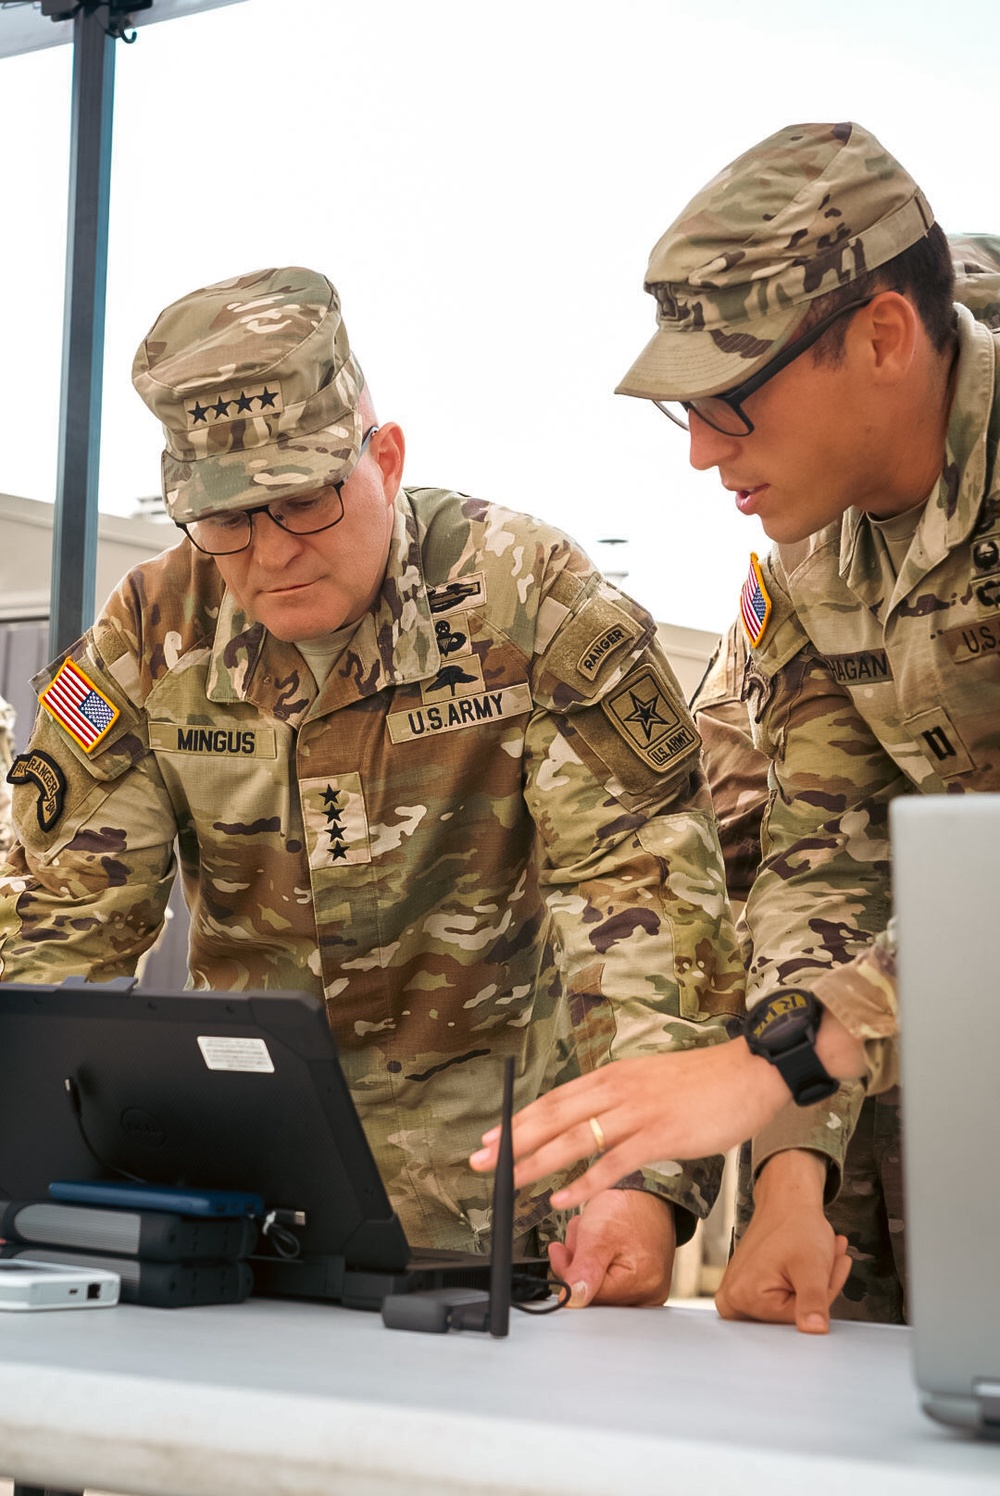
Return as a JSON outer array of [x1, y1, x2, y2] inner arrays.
[[602, 666, 697, 771]]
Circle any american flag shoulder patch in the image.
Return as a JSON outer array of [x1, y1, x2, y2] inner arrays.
[[40, 659, 121, 753], [740, 552, 772, 647]]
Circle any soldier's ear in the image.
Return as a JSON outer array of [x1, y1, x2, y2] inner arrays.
[[370, 422, 406, 503], [862, 291, 919, 386]]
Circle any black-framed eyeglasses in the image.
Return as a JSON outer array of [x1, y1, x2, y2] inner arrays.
[[179, 425, 379, 555], [654, 296, 879, 437]]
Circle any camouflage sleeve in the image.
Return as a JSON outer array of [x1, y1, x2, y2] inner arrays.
[[812, 928, 899, 1094], [0, 629, 177, 984], [741, 561, 906, 1191], [526, 574, 745, 1241], [0, 694, 15, 859], [689, 621, 769, 908]]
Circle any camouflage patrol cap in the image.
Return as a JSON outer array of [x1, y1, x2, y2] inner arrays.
[[950, 233, 1000, 329], [132, 267, 365, 523], [617, 122, 935, 402]]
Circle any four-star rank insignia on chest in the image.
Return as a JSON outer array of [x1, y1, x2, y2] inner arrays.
[[39, 659, 120, 752], [740, 552, 771, 647]]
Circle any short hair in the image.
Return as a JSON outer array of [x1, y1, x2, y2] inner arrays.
[[800, 221, 958, 365]]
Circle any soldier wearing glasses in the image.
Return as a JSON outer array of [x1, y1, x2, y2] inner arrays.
[[473, 123, 1000, 1333], [0, 267, 743, 1305]]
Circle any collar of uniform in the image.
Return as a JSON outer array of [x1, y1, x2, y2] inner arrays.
[[329, 488, 442, 696], [204, 489, 441, 717], [839, 307, 997, 602], [204, 595, 316, 722]]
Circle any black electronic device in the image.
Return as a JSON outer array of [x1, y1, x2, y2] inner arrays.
[[381, 1055, 519, 1336], [0, 978, 548, 1310], [48, 1179, 264, 1218], [0, 1245, 252, 1309], [0, 1198, 258, 1262], [742, 988, 839, 1106]]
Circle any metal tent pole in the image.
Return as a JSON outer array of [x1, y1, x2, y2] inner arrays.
[[49, 2, 116, 655]]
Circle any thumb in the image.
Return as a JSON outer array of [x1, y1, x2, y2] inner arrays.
[[553, 1218, 614, 1309], [794, 1266, 834, 1335]]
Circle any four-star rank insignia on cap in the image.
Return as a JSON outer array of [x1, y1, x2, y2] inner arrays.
[[39, 659, 120, 752], [740, 552, 772, 648]]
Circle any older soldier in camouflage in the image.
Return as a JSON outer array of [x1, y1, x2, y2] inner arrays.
[[0, 267, 743, 1305], [476, 126, 1000, 1332]]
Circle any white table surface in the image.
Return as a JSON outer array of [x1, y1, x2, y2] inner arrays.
[[0, 1298, 998, 1496]]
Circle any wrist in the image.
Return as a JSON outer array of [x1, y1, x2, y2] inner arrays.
[[742, 989, 839, 1105], [738, 1035, 793, 1111], [755, 1148, 827, 1209], [813, 1010, 868, 1080]]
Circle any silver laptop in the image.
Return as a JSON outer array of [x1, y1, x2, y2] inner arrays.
[[893, 793, 1000, 1437]]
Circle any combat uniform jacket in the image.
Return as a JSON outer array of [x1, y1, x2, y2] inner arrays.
[[1, 487, 742, 1251], [743, 306, 1000, 1186], [0, 695, 15, 859], [690, 623, 768, 911]]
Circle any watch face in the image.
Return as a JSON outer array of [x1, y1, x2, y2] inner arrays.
[[747, 990, 813, 1052]]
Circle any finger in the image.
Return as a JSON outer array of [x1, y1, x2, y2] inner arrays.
[[547, 1232, 596, 1309], [828, 1239, 853, 1302], [715, 1266, 796, 1324], [547, 1239, 571, 1279], [473, 1122, 603, 1185], [545, 1144, 646, 1209], [555, 1234, 614, 1310], [591, 1272, 668, 1308], [714, 1282, 795, 1324], [512, 1120, 618, 1194], [505, 1073, 621, 1160], [473, 1087, 615, 1173]]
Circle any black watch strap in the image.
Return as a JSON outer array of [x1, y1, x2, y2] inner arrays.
[[743, 988, 840, 1107]]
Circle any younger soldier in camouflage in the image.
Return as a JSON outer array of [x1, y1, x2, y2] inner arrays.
[[619, 119, 999, 1334], [475, 126, 1000, 1333], [691, 624, 904, 1324], [0, 267, 743, 1307]]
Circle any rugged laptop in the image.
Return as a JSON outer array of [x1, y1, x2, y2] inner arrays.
[[894, 793, 1000, 1437]]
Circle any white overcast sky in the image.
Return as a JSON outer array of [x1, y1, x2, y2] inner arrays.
[[1, 0, 997, 633]]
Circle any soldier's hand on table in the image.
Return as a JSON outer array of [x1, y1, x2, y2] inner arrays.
[[547, 1188, 676, 1307], [715, 1150, 852, 1334], [470, 1043, 788, 1212]]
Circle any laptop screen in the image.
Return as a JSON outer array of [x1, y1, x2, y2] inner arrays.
[[894, 793, 1000, 1436], [0, 978, 411, 1275]]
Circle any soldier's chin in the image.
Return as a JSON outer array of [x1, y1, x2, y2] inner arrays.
[[256, 598, 355, 643]]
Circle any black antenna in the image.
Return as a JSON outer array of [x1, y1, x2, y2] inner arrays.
[[488, 1055, 514, 1337]]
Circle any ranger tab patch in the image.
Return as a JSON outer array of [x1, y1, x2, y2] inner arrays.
[[7, 750, 67, 830], [740, 552, 771, 647], [40, 659, 120, 752]]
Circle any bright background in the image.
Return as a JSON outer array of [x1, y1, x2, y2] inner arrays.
[[1, 0, 997, 631]]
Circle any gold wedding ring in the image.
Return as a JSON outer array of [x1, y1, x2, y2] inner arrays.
[[588, 1115, 606, 1154]]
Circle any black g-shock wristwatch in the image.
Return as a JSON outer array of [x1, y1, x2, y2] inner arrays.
[[743, 988, 840, 1106]]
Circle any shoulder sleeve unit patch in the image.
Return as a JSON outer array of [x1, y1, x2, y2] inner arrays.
[[39, 659, 121, 753], [601, 665, 699, 773], [740, 552, 772, 647]]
